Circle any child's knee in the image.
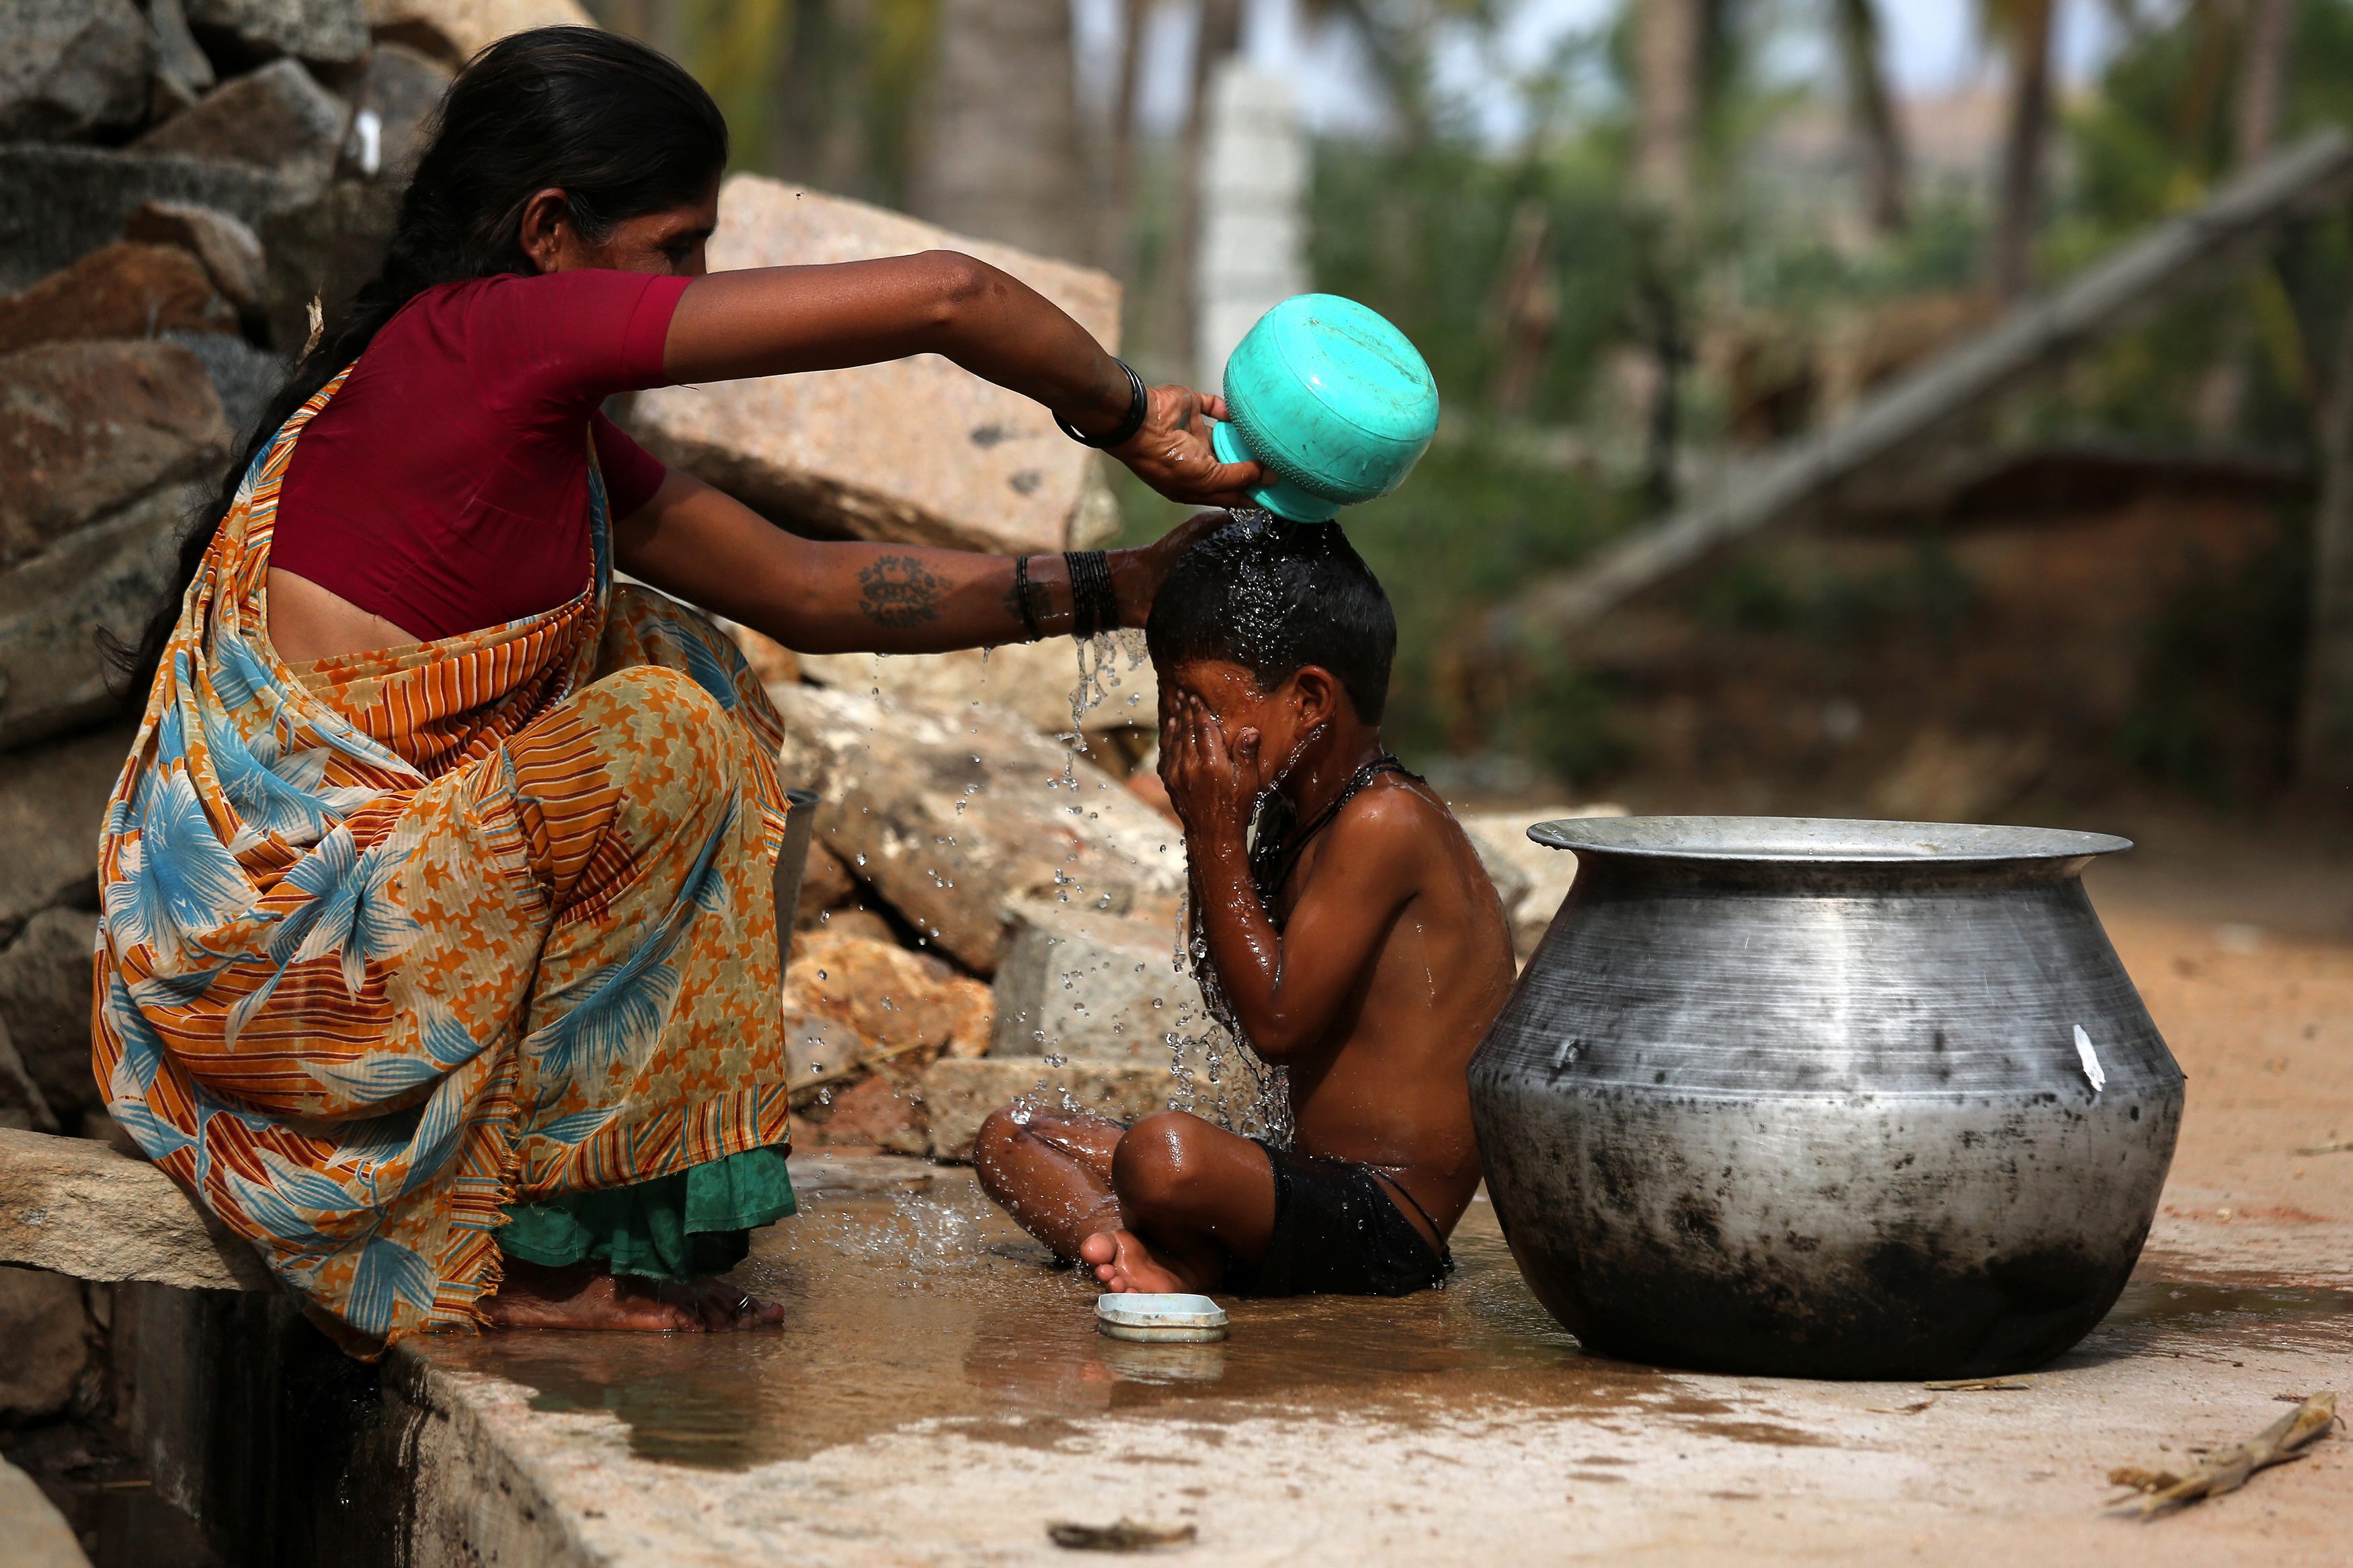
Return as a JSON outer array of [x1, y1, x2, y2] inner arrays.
[[1111, 1112, 1209, 1214], [971, 1106, 1028, 1187]]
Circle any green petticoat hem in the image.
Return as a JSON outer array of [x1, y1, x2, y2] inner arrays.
[[495, 1145, 795, 1280]]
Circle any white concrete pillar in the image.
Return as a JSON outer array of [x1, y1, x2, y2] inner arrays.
[[1194, 58, 1308, 390]]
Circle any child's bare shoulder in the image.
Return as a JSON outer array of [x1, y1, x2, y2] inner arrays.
[[1318, 776, 1468, 874]]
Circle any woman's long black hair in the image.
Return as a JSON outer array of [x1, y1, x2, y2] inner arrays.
[[116, 25, 727, 695]]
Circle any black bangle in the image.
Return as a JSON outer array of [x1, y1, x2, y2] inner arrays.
[[1064, 549, 1116, 639], [1055, 360, 1148, 450], [1012, 554, 1042, 642]]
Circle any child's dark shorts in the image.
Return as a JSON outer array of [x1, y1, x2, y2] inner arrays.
[[1224, 1141, 1453, 1298]]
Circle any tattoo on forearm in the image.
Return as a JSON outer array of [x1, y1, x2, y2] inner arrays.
[[858, 555, 947, 628]]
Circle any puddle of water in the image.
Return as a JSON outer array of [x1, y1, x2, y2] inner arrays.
[[426, 1182, 1672, 1469], [422, 1181, 2353, 1471]]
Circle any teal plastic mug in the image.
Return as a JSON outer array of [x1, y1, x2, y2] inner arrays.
[[1211, 294, 1440, 522]]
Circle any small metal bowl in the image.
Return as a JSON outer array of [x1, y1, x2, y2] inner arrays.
[[1094, 1292, 1229, 1344]]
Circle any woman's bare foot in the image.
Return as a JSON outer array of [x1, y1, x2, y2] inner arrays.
[[1078, 1229, 1197, 1294], [481, 1260, 783, 1331]]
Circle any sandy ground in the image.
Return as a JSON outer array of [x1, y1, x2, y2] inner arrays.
[[406, 822, 2353, 1567]]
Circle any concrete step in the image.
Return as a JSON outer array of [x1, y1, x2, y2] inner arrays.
[[0, 1128, 270, 1292]]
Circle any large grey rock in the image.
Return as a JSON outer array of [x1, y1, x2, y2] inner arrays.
[[0, 480, 200, 753], [125, 199, 269, 316], [185, 0, 370, 67], [0, 910, 101, 1127], [0, 339, 230, 569], [135, 58, 348, 191], [0, 242, 239, 359], [0, 1264, 89, 1422], [149, 0, 220, 106], [0, 1451, 89, 1568], [346, 41, 450, 181], [800, 637, 1160, 741], [0, 0, 155, 142], [0, 1018, 58, 1134], [627, 175, 1123, 556], [0, 727, 134, 945], [991, 903, 1201, 1065], [922, 1057, 1174, 1163], [364, 0, 596, 66], [0, 1128, 273, 1290], [164, 329, 287, 447], [774, 683, 1183, 975], [260, 176, 401, 354], [0, 147, 290, 292]]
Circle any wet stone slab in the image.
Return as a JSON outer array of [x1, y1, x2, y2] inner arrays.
[[397, 1170, 2353, 1567]]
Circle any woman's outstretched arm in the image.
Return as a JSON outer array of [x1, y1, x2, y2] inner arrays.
[[662, 251, 1259, 507], [613, 469, 1224, 655]]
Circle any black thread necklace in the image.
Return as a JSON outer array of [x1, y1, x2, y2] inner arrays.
[[1248, 752, 1415, 923]]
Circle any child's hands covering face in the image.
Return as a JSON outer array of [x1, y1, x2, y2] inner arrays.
[[1160, 690, 1263, 843]]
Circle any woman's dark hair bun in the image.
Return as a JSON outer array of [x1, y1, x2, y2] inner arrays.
[[115, 26, 727, 695]]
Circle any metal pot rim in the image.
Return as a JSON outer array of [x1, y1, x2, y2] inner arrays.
[[1526, 815, 2132, 864]]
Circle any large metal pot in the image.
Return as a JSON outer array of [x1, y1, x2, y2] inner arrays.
[[1469, 817, 2184, 1380]]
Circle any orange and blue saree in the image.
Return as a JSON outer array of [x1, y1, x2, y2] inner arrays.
[[92, 372, 796, 1353]]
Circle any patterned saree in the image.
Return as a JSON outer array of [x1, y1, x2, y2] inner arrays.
[[93, 372, 797, 1354]]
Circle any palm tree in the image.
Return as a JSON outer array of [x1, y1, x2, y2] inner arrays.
[[1830, 0, 1907, 235], [1985, 0, 2057, 300], [910, 0, 1090, 262]]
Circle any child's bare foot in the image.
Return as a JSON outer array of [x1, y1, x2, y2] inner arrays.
[[1078, 1229, 1196, 1294], [481, 1260, 783, 1331]]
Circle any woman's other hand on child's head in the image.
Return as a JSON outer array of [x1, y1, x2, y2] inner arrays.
[[1117, 509, 1231, 628]]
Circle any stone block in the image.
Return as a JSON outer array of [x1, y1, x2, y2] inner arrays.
[[0, 1128, 272, 1290], [365, 0, 596, 66], [0, 909, 101, 1126], [164, 328, 286, 446], [0, 481, 200, 753], [799, 635, 1160, 740], [990, 903, 1201, 1066], [149, 0, 221, 106], [346, 41, 450, 181], [135, 58, 348, 190], [260, 176, 401, 354], [783, 929, 991, 1061], [0, 1451, 89, 1568], [0, 0, 155, 142], [0, 243, 238, 359], [185, 0, 370, 67], [626, 175, 1122, 555], [0, 147, 289, 293], [805, 1073, 926, 1155], [773, 683, 1184, 974], [1457, 805, 1623, 960], [0, 1020, 58, 1134], [0, 1264, 89, 1422], [124, 199, 270, 316], [782, 1005, 870, 1088], [0, 339, 230, 569], [0, 727, 134, 944], [793, 842, 856, 927], [922, 1057, 1173, 1162]]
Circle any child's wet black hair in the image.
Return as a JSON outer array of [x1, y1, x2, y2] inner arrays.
[[1145, 509, 1395, 723]]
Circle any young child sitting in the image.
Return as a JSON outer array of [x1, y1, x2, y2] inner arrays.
[[973, 512, 1518, 1296]]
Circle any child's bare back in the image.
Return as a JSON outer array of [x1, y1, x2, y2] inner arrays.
[[972, 513, 1515, 1298]]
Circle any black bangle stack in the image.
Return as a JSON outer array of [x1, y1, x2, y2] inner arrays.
[[1011, 554, 1043, 642], [1064, 549, 1118, 640], [1054, 360, 1149, 450]]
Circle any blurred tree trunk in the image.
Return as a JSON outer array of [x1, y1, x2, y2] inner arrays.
[[2194, 0, 2299, 438], [1168, 0, 1246, 376], [2297, 289, 2353, 791], [1099, 0, 1150, 277], [1831, 0, 1907, 235], [1634, 0, 1703, 214], [1988, 0, 2055, 300], [774, 0, 871, 196], [910, 0, 1088, 261]]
